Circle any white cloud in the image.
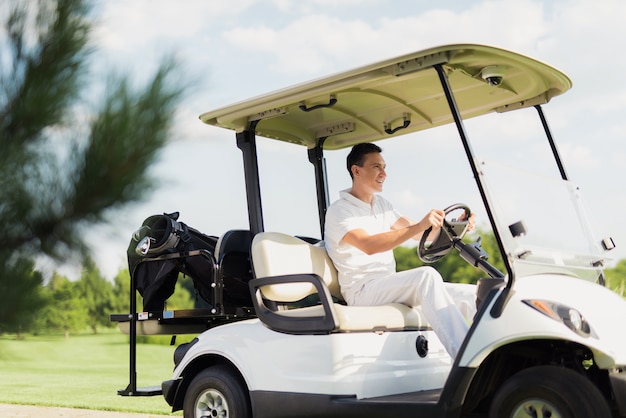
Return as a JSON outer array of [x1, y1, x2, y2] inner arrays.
[[221, 0, 553, 81], [222, 15, 380, 76], [93, 0, 255, 48]]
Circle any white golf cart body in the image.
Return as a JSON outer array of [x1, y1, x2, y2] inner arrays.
[[157, 44, 626, 417]]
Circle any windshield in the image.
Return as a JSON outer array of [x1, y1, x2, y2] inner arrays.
[[459, 105, 609, 283], [477, 154, 605, 282]]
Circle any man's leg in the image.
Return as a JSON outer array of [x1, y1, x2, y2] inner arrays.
[[352, 267, 469, 358], [444, 282, 477, 322]]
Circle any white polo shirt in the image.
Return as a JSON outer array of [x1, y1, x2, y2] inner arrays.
[[324, 189, 402, 299]]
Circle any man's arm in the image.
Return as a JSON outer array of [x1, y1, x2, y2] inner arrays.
[[341, 209, 445, 255], [393, 210, 477, 240]]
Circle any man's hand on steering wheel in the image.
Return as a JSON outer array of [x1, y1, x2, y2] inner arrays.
[[420, 209, 446, 231], [418, 204, 473, 263], [460, 211, 476, 232]]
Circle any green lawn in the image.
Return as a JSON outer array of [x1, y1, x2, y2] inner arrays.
[[0, 330, 190, 415]]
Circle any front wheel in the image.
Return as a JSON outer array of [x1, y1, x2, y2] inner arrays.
[[489, 365, 611, 418], [183, 365, 251, 418]]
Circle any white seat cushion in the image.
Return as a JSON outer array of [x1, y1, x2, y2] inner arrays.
[[251, 232, 429, 332], [252, 232, 340, 301], [274, 303, 426, 331]]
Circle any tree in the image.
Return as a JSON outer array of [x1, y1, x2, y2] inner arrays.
[[0, 0, 186, 333], [111, 268, 134, 315], [78, 256, 114, 333], [0, 257, 46, 337], [36, 273, 88, 338]]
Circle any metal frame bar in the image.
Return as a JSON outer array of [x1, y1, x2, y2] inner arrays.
[[236, 120, 264, 235], [308, 138, 330, 237], [535, 104, 569, 181], [433, 64, 515, 317], [117, 274, 161, 396]]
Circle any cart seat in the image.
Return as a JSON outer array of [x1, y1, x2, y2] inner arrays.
[[215, 230, 254, 307], [250, 232, 428, 334]]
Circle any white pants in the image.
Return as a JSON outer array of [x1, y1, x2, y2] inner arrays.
[[346, 266, 476, 358]]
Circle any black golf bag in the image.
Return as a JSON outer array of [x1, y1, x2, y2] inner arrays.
[[127, 212, 253, 312]]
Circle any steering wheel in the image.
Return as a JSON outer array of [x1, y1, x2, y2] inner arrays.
[[418, 203, 471, 263]]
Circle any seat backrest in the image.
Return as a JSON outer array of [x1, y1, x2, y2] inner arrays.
[[216, 229, 252, 259], [251, 232, 342, 302], [214, 230, 254, 307], [215, 230, 253, 278]]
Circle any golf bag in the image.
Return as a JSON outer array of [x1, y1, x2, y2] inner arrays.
[[127, 212, 220, 311]]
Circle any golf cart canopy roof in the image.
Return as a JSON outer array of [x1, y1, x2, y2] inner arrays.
[[200, 44, 572, 149]]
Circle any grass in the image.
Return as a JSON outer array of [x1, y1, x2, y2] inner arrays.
[[0, 330, 192, 415]]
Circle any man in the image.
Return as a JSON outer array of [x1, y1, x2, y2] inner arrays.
[[324, 142, 475, 358]]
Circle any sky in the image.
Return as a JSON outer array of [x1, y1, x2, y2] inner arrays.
[[59, 0, 626, 280]]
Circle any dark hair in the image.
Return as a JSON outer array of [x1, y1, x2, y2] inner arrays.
[[346, 143, 382, 179]]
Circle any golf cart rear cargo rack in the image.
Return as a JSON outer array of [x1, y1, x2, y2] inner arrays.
[[110, 226, 257, 397]]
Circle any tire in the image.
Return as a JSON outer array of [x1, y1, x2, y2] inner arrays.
[[183, 365, 251, 418], [489, 365, 611, 418]]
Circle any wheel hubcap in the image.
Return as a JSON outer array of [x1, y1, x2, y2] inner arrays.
[[195, 388, 229, 418], [511, 398, 563, 418]]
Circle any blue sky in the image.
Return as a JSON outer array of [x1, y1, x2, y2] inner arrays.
[[67, 0, 626, 279]]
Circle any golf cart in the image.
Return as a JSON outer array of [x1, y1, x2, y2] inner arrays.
[[113, 44, 626, 417]]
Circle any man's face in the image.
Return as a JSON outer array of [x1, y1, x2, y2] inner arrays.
[[354, 152, 387, 193]]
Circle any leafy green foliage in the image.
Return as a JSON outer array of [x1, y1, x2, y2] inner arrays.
[[0, 0, 90, 149], [0, 0, 186, 333], [111, 268, 134, 314], [68, 58, 184, 222], [0, 257, 46, 336], [78, 257, 114, 333], [605, 259, 626, 298], [30, 264, 195, 336], [165, 276, 196, 311], [35, 273, 88, 337]]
